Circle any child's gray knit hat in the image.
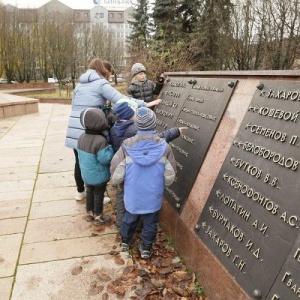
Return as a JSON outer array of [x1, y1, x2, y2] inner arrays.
[[135, 107, 156, 130], [131, 63, 146, 76]]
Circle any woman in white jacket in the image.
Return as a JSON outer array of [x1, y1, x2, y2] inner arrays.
[[65, 58, 161, 201]]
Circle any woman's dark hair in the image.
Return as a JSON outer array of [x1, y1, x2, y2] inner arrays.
[[89, 58, 115, 80]]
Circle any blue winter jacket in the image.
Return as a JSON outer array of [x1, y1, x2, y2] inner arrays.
[[65, 69, 145, 149], [110, 131, 176, 214]]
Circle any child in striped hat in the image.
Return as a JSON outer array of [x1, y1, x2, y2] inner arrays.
[[110, 107, 176, 259]]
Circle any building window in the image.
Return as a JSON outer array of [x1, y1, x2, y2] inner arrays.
[[95, 12, 104, 19]]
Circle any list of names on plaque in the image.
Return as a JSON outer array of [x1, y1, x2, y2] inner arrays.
[[156, 77, 237, 211], [196, 80, 300, 299]]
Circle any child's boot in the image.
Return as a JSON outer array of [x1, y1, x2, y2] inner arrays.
[[86, 211, 94, 222], [138, 242, 151, 259], [94, 214, 111, 226]]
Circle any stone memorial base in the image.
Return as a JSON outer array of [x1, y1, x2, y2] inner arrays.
[[0, 92, 39, 118], [159, 70, 300, 300]]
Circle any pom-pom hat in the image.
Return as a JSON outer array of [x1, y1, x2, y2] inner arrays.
[[131, 63, 146, 76], [135, 107, 156, 130], [113, 101, 135, 120]]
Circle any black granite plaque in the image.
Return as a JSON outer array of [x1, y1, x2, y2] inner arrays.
[[196, 80, 300, 299], [157, 77, 237, 211], [267, 239, 300, 300]]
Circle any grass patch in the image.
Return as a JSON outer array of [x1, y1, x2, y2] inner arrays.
[[195, 282, 206, 297]]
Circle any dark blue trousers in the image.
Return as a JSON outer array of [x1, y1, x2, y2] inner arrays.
[[121, 210, 159, 248]]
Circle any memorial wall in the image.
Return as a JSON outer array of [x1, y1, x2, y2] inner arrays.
[[156, 77, 237, 211], [158, 72, 300, 300]]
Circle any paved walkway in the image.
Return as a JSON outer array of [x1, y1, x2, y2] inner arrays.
[[0, 103, 133, 299]]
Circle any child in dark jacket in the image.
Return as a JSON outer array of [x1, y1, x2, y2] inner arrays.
[[110, 107, 176, 259], [77, 108, 114, 226], [127, 63, 164, 103]]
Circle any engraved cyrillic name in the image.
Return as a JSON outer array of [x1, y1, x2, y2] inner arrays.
[[182, 107, 217, 122], [216, 190, 251, 221], [248, 105, 299, 123], [180, 134, 194, 144], [166, 81, 186, 88], [294, 248, 300, 262], [176, 161, 183, 170], [289, 135, 299, 146], [245, 123, 287, 142], [233, 139, 299, 171], [177, 118, 200, 131], [165, 187, 180, 202], [223, 173, 280, 215], [245, 239, 262, 260], [156, 119, 168, 129], [260, 88, 300, 101], [230, 157, 262, 179], [161, 100, 178, 109], [208, 206, 245, 242], [281, 271, 300, 297], [169, 142, 188, 157], [202, 223, 233, 257], [163, 90, 181, 98], [191, 84, 224, 92], [155, 109, 174, 119], [186, 94, 204, 103]]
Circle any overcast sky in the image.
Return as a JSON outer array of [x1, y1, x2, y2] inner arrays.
[[1, 0, 97, 9]]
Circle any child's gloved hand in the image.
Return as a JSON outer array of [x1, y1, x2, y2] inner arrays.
[[157, 73, 165, 83], [178, 127, 188, 134]]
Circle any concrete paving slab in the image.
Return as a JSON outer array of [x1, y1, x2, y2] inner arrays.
[[24, 215, 118, 243], [0, 199, 31, 219], [0, 277, 13, 300], [0, 147, 42, 157], [12, 253, 136, 300], [39, 157, 73, 173], [0, 190, 32, 202], [32, 186, 75, 202], [19, 233, 120, 264], [0, 234, 23, 277], [35, 171, 74, 189], [0, 156, 40, 168], [0, 170, 36, 181], [0, 217, 26, 235], [29, 199, 86, 219], [0, 179, 35, 191]]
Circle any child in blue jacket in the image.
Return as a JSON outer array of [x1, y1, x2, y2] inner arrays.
[[77, 108, 114, 226], [110, 107, 176, 258]]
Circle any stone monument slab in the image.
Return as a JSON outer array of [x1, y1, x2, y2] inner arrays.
[[196, 80, 300, 299], [157, 77, 238, 211]]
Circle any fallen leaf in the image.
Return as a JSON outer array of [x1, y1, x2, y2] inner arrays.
[[114, 256, 125, 265], [102, 293, 109, 300], [116, 285, 126, 295], [87, 287, 99, 296], [135, 286, 153, 297], [158, 266, 173, 275], [172, 271, 192, 282], [172, 285, 185, 296], [97, 272, 112, 282], [71, 266, 82, 275], [151, 278, 165, 288]]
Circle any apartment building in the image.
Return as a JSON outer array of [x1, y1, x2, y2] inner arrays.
[[5, 0, 134, 54]]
